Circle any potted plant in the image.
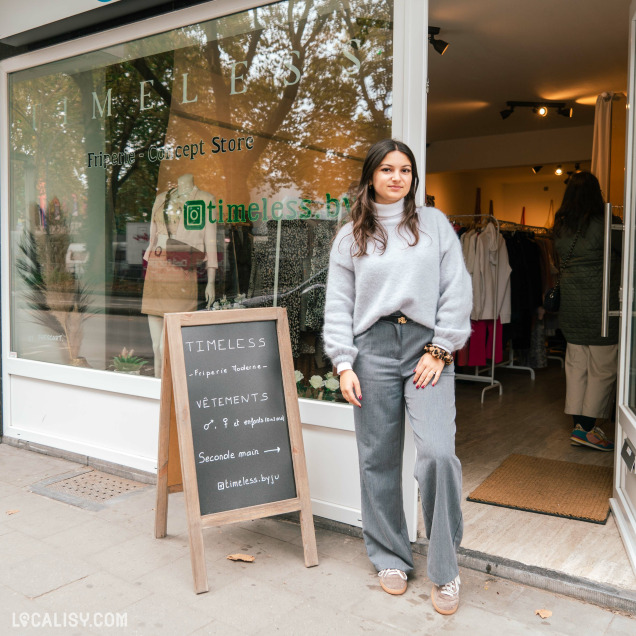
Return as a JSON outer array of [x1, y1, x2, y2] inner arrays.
[[112, 348, 147, 374], [17, 229, 94, 367]]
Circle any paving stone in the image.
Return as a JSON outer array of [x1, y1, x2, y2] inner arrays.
[[0, 447, 78, 486], [116, 591, 221, 636], [204, 532, 311, 588], [605, 612, 636, 635], [42, 518, 141, 558], [272, 553, 375, 612], [2, 493, 90, 538], [438, 603, 570, 636], [604, 614, 636, 636], [202, 525, 307, 573], [347, 576, 442, 633], [0, 552, 96, 598], [0, 583, 56, 635], [93, 505, 158, 536], [201, 575, 304, 632], [505, 585, 615, 635], [238, 517, 306, 543], [188, 618, 251, 635], [0, 531, 51, 566], [0, 444, 633, 636], [0, 481, 24, 500], [37, 571, 150, 614], [291, 525, 368, 563], [133, 554, 243, 606], [259, 598, 390, 635], [460, 572, 526, 614], [87, 533, 188, 581], [201, 525, 273, 559]]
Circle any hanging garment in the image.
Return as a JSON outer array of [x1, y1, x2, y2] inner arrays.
[[302, 220, 335, 331], [471, 223, 512, 323], [461, 229, 478, 275], [141, 187, 217, 316], [467, 318, 504, 366], [461, 230, 479, 317], [257, 220, 309, 358], [526, 318, 548, 369], [455, 340, 470, 367], [503, 232, 543, 350]]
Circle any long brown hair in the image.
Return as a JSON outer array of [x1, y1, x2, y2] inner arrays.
[[349, 139, 420, 257], [553, 171, 605, 238]]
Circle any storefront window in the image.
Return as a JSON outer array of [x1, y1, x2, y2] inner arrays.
[[8, 0, 393, 401]]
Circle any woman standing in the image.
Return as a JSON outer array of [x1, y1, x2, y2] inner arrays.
[[324, 139, 472, 615], [553, 171, 620, 451]]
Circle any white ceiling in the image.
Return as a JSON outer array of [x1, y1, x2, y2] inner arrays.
[[427, 0, 632, 143]]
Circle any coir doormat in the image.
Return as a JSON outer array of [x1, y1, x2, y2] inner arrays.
[[467, 454, 613, 524]]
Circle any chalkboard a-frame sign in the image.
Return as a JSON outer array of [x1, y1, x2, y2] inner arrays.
[[154, 307, 318, 594]]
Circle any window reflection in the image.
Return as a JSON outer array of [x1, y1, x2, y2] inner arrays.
[[9, 0, 393, 402]]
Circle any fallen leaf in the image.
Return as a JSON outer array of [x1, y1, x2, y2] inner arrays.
[[5, 510, 19, 515], [226, 553, 255, 563], [535, 609, 552, 619]]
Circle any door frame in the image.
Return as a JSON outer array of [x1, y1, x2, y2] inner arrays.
[[610, 0, 636, 578]]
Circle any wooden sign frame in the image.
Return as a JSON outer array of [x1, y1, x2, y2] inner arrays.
[[154, 307, 318, 593]]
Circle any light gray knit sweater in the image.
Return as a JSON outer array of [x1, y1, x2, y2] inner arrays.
[[323, 200, 472, 370]]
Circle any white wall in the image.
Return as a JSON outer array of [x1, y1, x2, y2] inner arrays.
[[427, 126, 593, 174], [426, 170, 568, 227], [426, 172, 504, 218]]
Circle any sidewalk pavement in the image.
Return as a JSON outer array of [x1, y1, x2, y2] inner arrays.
[[0, 443, 634, 636]]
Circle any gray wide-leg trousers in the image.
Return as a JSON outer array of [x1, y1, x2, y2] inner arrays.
[[352, 319, 463, 586]]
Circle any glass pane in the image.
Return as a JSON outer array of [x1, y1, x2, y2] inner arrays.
[[9, 0, 393, 403], [628, 190, 636, 409]]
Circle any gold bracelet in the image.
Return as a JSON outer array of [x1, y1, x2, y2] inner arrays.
[[423, 344, 454, 366]]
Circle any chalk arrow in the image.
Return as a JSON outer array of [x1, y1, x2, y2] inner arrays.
[[264, 447, 280, 454]]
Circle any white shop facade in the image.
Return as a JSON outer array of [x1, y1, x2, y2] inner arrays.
[[0, 0, 426, 536], [2, 0, 636, 594]]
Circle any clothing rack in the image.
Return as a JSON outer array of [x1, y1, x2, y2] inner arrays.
[[498, 220, 552, 236], [447, 213, 503, 402]]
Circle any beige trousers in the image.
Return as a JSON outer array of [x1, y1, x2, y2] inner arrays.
[[564, 343, 618, 419]]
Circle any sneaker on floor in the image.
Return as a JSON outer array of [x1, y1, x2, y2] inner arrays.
[[570, 423, 587, 446], [378, 568, 407, 595], [432, 575, 460, 615], [573, 425, 614, 452]]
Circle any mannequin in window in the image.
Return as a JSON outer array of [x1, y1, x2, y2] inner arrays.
[[141, 173, 217, 377]]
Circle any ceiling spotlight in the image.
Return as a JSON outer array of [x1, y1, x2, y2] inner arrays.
[[532, 165, 543, 174], [428, 26, 449, 55], [500, 100, 572, 121], [555, 165, 563, 176]]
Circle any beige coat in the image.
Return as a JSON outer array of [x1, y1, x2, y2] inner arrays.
[[141, 187, 218, 316]]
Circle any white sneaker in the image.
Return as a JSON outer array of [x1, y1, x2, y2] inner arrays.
[[378, 568, 407, 595], [431, 575, 460, 615]]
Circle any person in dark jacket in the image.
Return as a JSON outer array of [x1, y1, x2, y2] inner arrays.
[[553, 171, 620, 451]]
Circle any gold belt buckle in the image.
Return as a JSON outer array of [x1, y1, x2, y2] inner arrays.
[[398, 316, 407, 324]]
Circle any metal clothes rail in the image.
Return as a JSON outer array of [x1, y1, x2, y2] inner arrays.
[[448, 213, 502, 403]]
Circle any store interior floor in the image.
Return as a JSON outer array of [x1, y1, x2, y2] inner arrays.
[[443, 358, 636, 590]]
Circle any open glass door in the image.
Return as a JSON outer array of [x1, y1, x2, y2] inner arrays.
[[611, 0, 636, 578]]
